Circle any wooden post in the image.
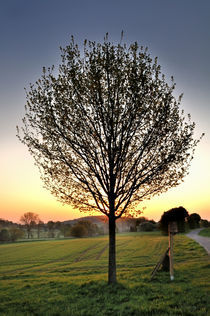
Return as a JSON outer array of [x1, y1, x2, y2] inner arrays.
[[168, 222, 178, 281], [169, 231, 174, 281]]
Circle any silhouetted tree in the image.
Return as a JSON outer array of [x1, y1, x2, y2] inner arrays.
[[17, 35, 202, 284], [187, 213, 201, 229], [20, 212, 40, 238], [159, 206, 189, 235]]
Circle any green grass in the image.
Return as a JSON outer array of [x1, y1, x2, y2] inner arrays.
[[0, 232, 209, 315], [199, 228, 210, 237]]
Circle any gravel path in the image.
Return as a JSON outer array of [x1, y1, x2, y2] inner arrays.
[[186, 228, 210, 254]]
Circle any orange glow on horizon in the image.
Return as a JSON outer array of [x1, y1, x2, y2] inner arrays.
[[0, 137, 209, 224]]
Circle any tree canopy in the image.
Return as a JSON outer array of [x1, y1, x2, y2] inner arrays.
[[159, 206, 189, 234], [20, 212, 40, 238], [187, 213, 201, 229], [17, 35, 201, 283]]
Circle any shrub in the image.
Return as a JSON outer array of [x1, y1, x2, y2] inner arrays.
[[77, 220, 99, 236], [138, 221, 156, 232], [70, 224, 88, 238]]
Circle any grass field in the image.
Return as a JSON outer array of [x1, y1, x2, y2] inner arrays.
[[199, 228, 210, 237], [0, 232, 209, 315]]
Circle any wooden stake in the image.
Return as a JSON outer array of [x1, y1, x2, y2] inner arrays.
[[168, 222, 177, 281], [150, 247, 169, 280], [169, 232, 174, 281]]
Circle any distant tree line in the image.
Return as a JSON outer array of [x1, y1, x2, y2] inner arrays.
[[0, 209, 209, 242], [0, 213, 103, 241], [0, 213, 157, 241]]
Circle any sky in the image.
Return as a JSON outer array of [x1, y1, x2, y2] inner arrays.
[[0, 0, 209, 223]]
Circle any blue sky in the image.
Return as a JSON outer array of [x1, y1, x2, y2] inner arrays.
[[0, 0, 210, 222]]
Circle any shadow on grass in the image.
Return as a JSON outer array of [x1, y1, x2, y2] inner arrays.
[[1, 277, 209, 316]]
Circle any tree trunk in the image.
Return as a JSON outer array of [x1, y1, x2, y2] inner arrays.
[[108, 214, 116, 284]]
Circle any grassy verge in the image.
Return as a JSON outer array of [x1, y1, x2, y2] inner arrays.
[[199, 228, 210, 237], [0, 232, 209, 315]]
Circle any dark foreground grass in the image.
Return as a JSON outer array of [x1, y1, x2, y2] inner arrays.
[[0, 232, 209, 315], [199, 228, 210, 237]]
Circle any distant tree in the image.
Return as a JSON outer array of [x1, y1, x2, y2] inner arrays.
[[138, 221, 156, 232], [20, 212, 40, 238], [159, 206, 189, 235], [200, 219, 209, 228], [9, 227, 24, 242], [60, 223, 72, 237], [129, 225, 137, 232], [136, 217, 148, 224], [70, 223, 88, 238], [47, 221, 55, 238], [17, 35, 202, 284], [0, 229, 10, 242], [135, 217, 148, 230], [77, 220, 99, 236], [54, 221, 62, 230], [0, 219, 14, 228], [187, 213, 201, 229], [36, 220, 44, 238], [148, 219, 156, 225]]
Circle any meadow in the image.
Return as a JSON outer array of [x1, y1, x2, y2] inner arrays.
[[0, 232, 209, 315]]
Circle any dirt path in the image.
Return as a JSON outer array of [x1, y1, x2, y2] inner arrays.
[[186, 228, 210, 254]]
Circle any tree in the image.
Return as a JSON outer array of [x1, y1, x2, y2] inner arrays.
[[159, 206, 189, 235], [54, 221, 62, 230], [17, 35, 202, 284], [70, 223, 88, 238], [77, 220, 99, 236], [47, 221, 56, 237], [200, 219, 209, 228], [36, 220, 44, 238], [135, 216, 148, 230], [9, 227, 24, 242], [0, 229, 10, 242], [187, 213, 201, 229], [138, 221, 156, 232], [0, 219, 14, 228], [20, 212, 40, 238], [60, 223, 72, 237]]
